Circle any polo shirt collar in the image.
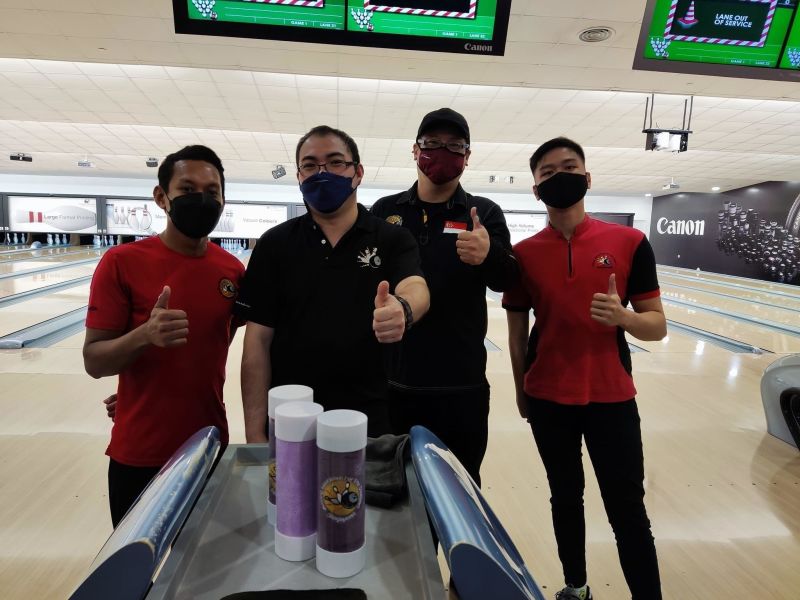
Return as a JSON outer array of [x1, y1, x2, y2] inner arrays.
[[547, 214, 593, 239], [302, 202, 376, 233], [398, 181, 468, 209]]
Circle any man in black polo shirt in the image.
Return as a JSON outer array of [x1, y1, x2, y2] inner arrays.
[[236, 125, 430, 439], [371, 108, 518, 485]]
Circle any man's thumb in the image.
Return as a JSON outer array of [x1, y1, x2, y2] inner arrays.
[[375, 280, 390, 308], [608, 274, 617, 296], [154, 285, 171, 310], [471, 206, 483, 229]]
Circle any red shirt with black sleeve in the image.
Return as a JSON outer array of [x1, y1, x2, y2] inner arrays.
[[502, 216, 660, 405], [86, 236, 245, 467]]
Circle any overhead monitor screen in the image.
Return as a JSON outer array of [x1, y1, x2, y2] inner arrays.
[[634, 0, 800, 81], [173, 0, 510, 55]]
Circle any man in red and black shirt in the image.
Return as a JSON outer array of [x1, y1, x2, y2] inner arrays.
[[503, 138, 666, 600], [83, 146, 245, 527]]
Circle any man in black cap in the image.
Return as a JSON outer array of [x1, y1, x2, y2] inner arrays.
[[371, 108, 518, 485]]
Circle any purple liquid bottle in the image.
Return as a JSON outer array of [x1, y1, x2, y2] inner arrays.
[[275, 401, 324, 562], [267, 385, 313, 526], [316, 410, 368, 578]]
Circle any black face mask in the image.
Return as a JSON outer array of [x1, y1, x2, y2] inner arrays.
[[166, 191, 223, 239], [536, 172, 589, 210]]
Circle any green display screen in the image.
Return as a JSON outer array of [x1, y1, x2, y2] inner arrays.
[[636, 0, 800, 77], [174, 0, 510, 55]]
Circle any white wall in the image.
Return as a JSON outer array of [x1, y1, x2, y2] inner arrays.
[[0, 174, 653, 235]]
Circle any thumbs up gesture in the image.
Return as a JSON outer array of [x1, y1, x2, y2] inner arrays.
[[373, 280, 405, 344], [456, 207, 491, 266], [145, 285, 189, 347], [590, 274, 627, 328]]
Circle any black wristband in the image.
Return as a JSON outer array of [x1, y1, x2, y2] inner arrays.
[[393, 294, 413, 330]]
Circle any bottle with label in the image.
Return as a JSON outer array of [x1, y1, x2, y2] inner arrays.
[[275, 401, 324, 562], [266, 385, 313, 525], [315, 409, 368, 578]]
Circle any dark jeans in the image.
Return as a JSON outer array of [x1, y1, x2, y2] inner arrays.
[[108, 458, 161, 528], [388, 384, 490, 486], [527, 397, 662, 600]]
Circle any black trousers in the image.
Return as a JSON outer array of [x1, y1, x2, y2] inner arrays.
[[108, 458, 161, 528], [388, 384, 490, 487], [527, 397, 662, 600]]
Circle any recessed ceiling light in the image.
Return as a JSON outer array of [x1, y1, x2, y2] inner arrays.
[[578, 27, 615, 43], [645, 193, 652, 197], [711, 186, 720, 191]]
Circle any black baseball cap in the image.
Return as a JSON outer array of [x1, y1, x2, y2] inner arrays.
[[416, 108, 470, 144]]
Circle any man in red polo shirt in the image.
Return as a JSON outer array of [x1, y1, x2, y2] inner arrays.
[[83, 145, 244, 527], [503, 137, 666, 600]]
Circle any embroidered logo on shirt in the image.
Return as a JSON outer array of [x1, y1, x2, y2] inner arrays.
[[385, 215, 403, 226], [593, 254, 615, 269], [357, 247, 381, 268], [219, 278, 237, 299]]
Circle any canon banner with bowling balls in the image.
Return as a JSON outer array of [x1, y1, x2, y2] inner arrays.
[[650, 181, 800, 285]]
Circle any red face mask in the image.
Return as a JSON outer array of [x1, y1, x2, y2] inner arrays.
[[417, 147, 466, 185]]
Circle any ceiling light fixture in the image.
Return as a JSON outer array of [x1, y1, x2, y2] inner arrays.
[[711, 186, 720, 191]]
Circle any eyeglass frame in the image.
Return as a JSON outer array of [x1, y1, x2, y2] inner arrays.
[[297, 159, 359, 176], [415, 138, 470, 155]]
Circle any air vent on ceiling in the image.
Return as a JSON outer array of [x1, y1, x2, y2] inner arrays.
[[578, 27, 614, 43]]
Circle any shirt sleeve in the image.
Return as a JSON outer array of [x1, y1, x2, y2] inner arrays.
[[475, 200, 520, 292], [627, 236, 660, 302], [384, 225, 424, 289], [86, 251, 131, 331], [501, 245, 532, 311], [234, 233, 279, 327]]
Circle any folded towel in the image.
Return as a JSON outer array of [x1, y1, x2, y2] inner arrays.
[[364, 433, 410, 508]]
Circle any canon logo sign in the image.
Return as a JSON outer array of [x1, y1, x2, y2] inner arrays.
[[464, 43, 493, 52], [656, 217, 706, 236]]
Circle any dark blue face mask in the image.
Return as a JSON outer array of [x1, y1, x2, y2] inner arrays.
[[300, 171, 356, 214]]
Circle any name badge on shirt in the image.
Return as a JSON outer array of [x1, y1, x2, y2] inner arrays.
[[443, 221, 468, 234]]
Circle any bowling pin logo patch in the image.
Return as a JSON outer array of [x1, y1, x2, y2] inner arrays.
[[357, 247, 381, 269], [321, 477, 363, 521], [593, 253, 615, 269], [219, 278, 237, 299]]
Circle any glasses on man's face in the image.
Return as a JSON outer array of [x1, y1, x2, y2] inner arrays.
[[417, 138, 470, 155], [297, 159, 357, 176]]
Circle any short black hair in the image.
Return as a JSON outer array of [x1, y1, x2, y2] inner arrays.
[[529, 137, 586, 174], [295, 125, 361, 166], [158, 145, 225, 195]]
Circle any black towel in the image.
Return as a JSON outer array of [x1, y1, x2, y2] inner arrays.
[[364, 433, 410, 508], [220, 590, 366, 600]]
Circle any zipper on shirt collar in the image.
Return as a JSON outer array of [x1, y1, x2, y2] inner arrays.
[[567, 239, 573, 277]]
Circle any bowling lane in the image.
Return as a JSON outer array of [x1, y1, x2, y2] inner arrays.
[[0, 248, 104, 277], [0, 264, 97, 299], [632, 330, 731, 354], [659, 266, 800, 298], [658, 272, 800, 313], [662, 300, 800, 353], [659, 283, 800, 328], [0, 285, 90, 337], [0, 246, 93, 263]]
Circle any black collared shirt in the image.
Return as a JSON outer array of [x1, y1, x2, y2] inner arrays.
[[235, 204, 423, 408], [371, 183, 518, 391]]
